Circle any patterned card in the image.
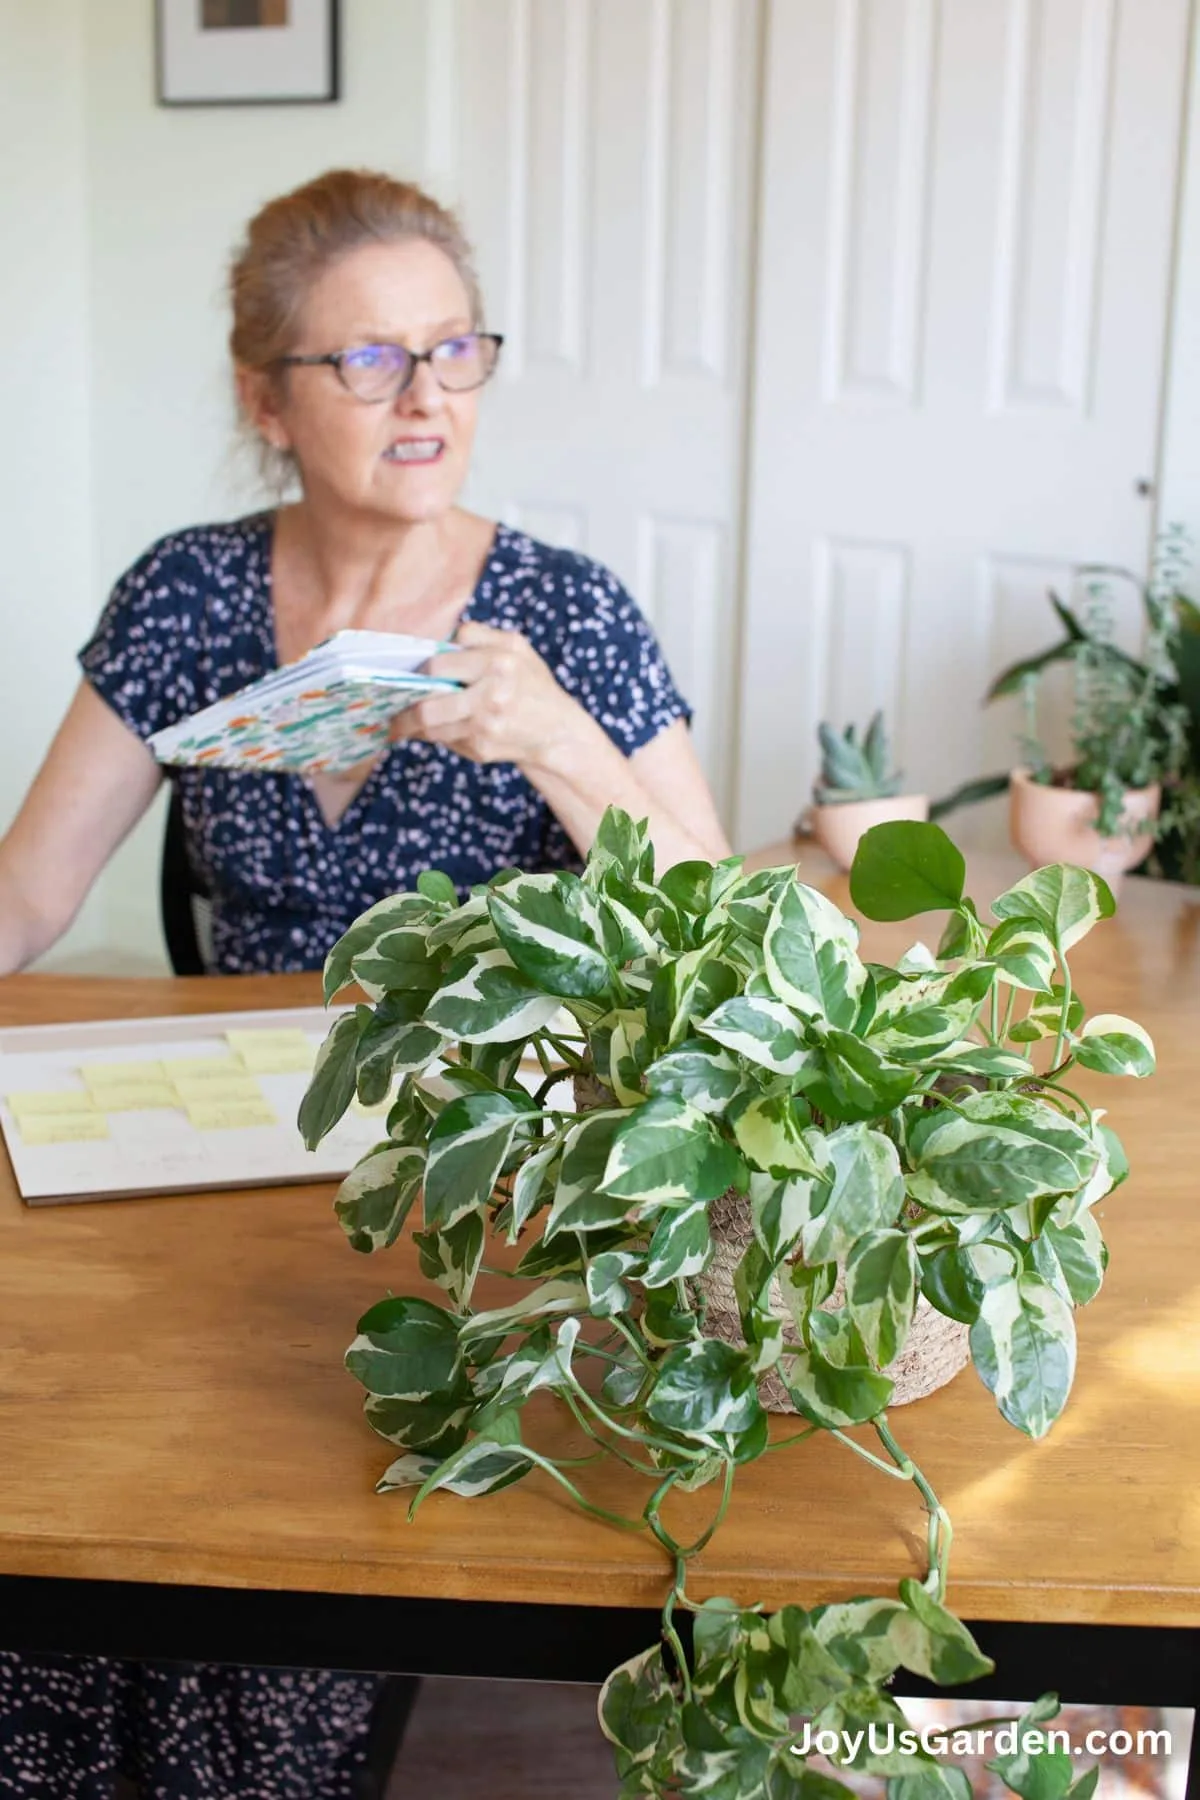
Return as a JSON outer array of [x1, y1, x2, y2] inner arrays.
[[147, 630, 462, 775]]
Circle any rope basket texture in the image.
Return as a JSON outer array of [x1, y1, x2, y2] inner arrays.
[[572, 1073, 970, 1413]]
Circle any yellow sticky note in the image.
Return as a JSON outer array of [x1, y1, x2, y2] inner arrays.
[[173, 1073, 264, 1105], [224, 1030, 315, 1074], [80, 1060, 168, 1088], [17, 1111, 110, 1145], [91, 1083, 181, 1114], [186, 1099, 278, 1131], [162, 1056, 245, 1082], [7, 1090, 96, 1117]]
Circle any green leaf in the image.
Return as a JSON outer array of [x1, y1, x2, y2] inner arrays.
[[414, 1211, 486, 1311], [779, 1342, 893, 1427], [849, 823, 966, 921], [458, 1279, 589, 1357], [698, 995, 810, 1076], [660, 859, 718, 915], [322, 893, 440, 1001], [986, 919, 1057, 993], [599, 1646, 681, 1779], [970, 1274, 1076, 1437], [801, 1125, 905, 1265], [643, 1284, 699, 1346], [334, 1144, 425, 1253], [647, 1339, 764, 1436], [991, 866, 1115, 952], [1037, 1213, 1106, 1305], [403, 1435, 534, 1501], [545, 1110, 630, 1238], [423, 947, 562, 1044], [642, 1198, 713, 1286], [795, 1033, 918, 1125], [906, 1093, 1098, 1215], [603, 1097, 746, 1207], [417, 869, 459, 906], [423, 1093, 532, 1231], [845, 1231, 919, 1367], [810, 1597, 907, 1683], [1008, 986, 1085, 1043], [487, 872, 616, 999], [507, 1139, 560, 1239], [585, 807, 656, 887], [298, 1011, 362, 1149], [895, 1579, 995, 1683], [1073, 1014, 1155, 1078], [645, 1040, 746, 1114], [345, 1294, 464, 1399], [749, 1171, 815, 1261], [919, 1243, 987, 1324], [764, 881, 867, 1028], [362, 1391, 471, 1459], [985, 1695, 1075, 1800], [350, 925, 441, 1002], [354, 995, 447, 1103], [731, 1090, 821, 1176]]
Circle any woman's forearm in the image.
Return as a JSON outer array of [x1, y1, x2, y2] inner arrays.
[[0, 858, 69, 974], [521, 715, 729, 872]]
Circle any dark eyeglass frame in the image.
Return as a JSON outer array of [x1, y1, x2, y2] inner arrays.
[[273, 331, 504, 402]]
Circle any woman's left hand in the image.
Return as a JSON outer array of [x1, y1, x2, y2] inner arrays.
[[390, 620, 595, 772]]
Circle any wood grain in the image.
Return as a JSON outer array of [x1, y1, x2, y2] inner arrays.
[[0, 859, 1197, 1626]]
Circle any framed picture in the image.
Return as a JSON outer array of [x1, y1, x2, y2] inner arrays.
[[156, 0, 340, 106]]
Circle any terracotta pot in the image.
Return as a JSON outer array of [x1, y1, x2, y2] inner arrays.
[[811, 793, 930, 872], [1008, 767, 1160, 886]]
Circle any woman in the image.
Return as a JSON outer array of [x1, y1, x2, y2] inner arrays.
[[0, 169, 729, 1796]]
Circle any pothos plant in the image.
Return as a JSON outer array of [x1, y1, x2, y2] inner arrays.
[[300, 812, 1153, 1800]]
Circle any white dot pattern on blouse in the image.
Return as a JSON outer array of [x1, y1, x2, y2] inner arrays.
[[78, 515, 691, 975]]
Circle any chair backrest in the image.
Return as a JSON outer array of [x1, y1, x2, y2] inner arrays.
[[160, 782, 211, 975]]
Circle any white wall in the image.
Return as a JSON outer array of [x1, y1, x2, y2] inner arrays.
[[1, 0, 443, 970], [0, 0, 106, 967], [1162, 8, 1200, 595]]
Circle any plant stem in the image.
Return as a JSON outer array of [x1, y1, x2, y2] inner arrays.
[[516, 1445, 646, 1533], [874, 1417, 953, 1600], [1052, 956, 1074, 1072], [830, 1428, 915, 1480], [561, 1389, 662, 1476]]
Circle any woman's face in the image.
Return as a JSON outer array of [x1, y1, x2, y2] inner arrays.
[[252, 238, 483, 525]]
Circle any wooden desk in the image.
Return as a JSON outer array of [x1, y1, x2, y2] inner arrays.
[[1, 860, 1198, 1723]]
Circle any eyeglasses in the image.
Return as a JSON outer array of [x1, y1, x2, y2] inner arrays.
[[274, 331, 503, 403]]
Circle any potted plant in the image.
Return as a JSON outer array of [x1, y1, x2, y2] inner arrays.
[[935, 529, 1196, 884], [302, 811, 1153, 1799], [807, 711, 929, 871]]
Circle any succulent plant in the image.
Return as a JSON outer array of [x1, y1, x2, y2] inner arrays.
[[814, 711, 904, 805]]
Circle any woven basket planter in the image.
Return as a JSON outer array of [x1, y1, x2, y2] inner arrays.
[[573, 1073, 970, 1414]]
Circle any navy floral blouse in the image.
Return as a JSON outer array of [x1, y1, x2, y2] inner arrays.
[[79, 514, 690, 974]]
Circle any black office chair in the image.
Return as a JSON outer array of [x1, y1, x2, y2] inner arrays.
[[158, 782, 423, 1792], [159, 782, 211, 976]]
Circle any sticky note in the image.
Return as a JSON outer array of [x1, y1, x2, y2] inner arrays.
[[162, 1056, 246, 1082], [172, 1073, 264, 1105], [186, 1099, 278, 1131], [224, 1030, 316, 1074], [7, 1090, 96, 1117], [80, 1061, 168, 1088], [90, 1083, 181, 1114], [17, 1111, 110, 1145]]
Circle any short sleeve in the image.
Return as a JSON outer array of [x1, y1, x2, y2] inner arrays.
[[78, 535, 205, 743], [544, 553, 692, 755]]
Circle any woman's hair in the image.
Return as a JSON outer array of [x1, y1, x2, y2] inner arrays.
[[228, 168, 483, 490]]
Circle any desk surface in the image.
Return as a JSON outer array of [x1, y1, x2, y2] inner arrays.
[[1, 853, 1197, 1628]]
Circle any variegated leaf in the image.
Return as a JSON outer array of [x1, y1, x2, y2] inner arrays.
[[298, 1010, 362, 1149], [730, 1091, 822, 1176], [507, 1139, 561, 1240], [423, 1092, 534, 1230], [1073, 1014, 1155, 1078], [778, 1343, 893, 1428], [423, 947, 562, 1044], [764, 881, 866, 1028], [697, 995, 809, 1076], [844, 1230, 919, 1368], [345, 1293, 464, 1400], [906, 1092, 1098, 1215], [334, 1143, 425, 1253], [603, 1097, 746, 1207], [985, 918, 1057, 993], [545, 1110, 630, 1238], [991, 865, 1115, 952], [644, 1040, 747, 1114], [641, 1198, 712, 1286], [487, 872, 616, 999], [414, 1211, 486, 1311], [323, 893, 441, 1001], [970, 1273, 1076, 1437], [646, 1338, 763, 1436], [800, 1124, 905, 1265], [458, 1279, 589, 1356]]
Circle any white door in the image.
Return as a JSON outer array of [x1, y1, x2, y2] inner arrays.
[[448, 0, 762, 818], [735, 0, 1192, 849]]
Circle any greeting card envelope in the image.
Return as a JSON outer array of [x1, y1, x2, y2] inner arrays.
[[147, 629, 462, 775]]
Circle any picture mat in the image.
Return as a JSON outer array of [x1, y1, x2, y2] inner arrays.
[[0, 1006, 379, 1207], [158, 0, 334, 102]]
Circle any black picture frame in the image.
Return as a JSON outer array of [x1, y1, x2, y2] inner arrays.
[[155, 0, 340, 108]]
